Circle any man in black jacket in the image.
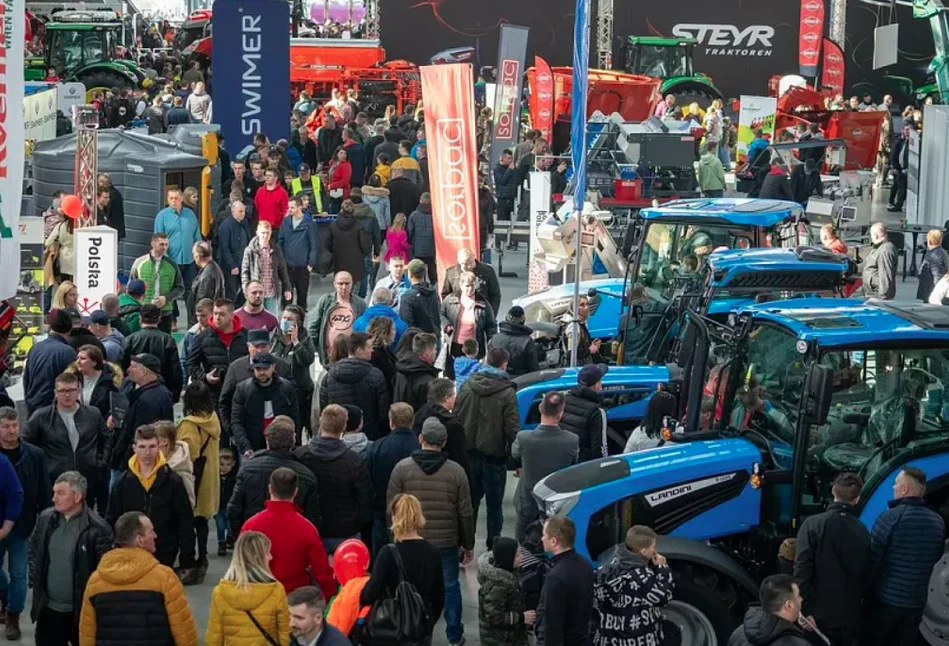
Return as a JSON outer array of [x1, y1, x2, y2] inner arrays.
[[294, 405, 372, 553], [107, 353, 175, 473], [227, 416, 321, 536], [488, 306, 539, 377], [728, 575, 811, 646], [414, 378, 470, 487], [793, 472, 870, 646], [219, 328, 291, 435], [536, 516, 594, 646], [29, 471, 112, 645], [319, 332, 390, 440], [0, 407, 49, 639], [188, 298, 250, 413], [758, 163, 794, 201], [493, 149, 518, 222], [888, 122, 913, 212], [399, 259, 441, 335], [97, 173, 126, 239], [440, 247, 502, 315], [387, 167, 421, 221], [392, 332, 439, 412], [317, 113, 344, 167], [122, 304, 183, 402], [560, 363, 609, 463], [107, 425, 195, 577], [231, 353, 299, 456]]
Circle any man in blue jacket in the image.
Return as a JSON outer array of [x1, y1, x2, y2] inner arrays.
[[0, 406, 46, 639], [365, 402, 418, 556], [278, 196, 318, 309], [493, 149, 519, 222], [153, 187, 202, 310], [22, 309, 77, 415], [216, 200, 252, 303], [353, 286, 407, 348], [863, 466, 945, 646]]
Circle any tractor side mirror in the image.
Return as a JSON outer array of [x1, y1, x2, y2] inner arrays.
[[804, 364, 834, 426]]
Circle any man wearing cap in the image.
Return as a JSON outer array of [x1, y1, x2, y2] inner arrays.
[[388, 416, 475, 646], [108, 354, 175, 476], [561, 364, 611, 463], [219, 328, 291, 436], [23, 309, 78, 415], [89, 310, 126, 363], [441, 248, 501, 315], [488, 306, 539, 377], [189, 298, 250, 415], [63, 307, 107, 358], [129, 232, 185, 333], [122, 304, 183, 403], [512, 392, 579, 540], [231, 353, 299, 456], [290, 164, 326, 213], [118, 279, 147, 333]]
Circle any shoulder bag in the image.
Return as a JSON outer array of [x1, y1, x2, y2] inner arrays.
[[361, 543, 430, 645]]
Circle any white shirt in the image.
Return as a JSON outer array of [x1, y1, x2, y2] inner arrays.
[[930, 277, 949, 305]]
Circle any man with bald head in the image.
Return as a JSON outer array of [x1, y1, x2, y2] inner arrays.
[[217, 200, 252, 302], [308, 270, 367, 364], [862, 222, 897, 300]]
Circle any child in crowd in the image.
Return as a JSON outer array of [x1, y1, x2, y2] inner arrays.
[[454, 338, 482, 391], [478, 537, 531, 646], [384, 213, 411, 267], [326, 538, 372, 637], [341, 404, 372, 457], [216, 447, 237, 556], [518, 521, 550, 615]]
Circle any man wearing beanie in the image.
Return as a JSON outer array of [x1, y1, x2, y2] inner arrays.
[[388, 416, 475, 646], [488, 305, 539, 377], [478, 536, 530, 646], [23, 309, 78, 414]]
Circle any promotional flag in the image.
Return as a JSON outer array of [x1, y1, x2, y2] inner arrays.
[[821, 38, 845, 96], [0, 0, 26, 301], [531, 56, 555, 144], [571, 0, 591, 205], [489, 25, 529, 172], [737, 95, 777, 162], [799, 0, 824, 77], [420, 64, 481, 287], [212, 0, 290, 158], [528, 171, 552, 293]]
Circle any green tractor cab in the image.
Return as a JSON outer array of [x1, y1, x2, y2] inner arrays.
[[624, 36, 723, 106], [25, 10, 151, 101]]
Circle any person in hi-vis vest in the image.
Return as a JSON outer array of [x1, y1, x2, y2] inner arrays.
[[291, 164, 328, 214]]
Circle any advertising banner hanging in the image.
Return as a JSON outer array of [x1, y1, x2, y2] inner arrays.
[[528, 171, 552, 293], [737, 95, 777, 162], [75, 226, 119, 315], [0, 0, 26, 301], [212, 0, 290, 158], [821, 38, 845, 96], [489, 25, 529, 173], [23, 85, 58, 143], [532, 56, 554, 144], [798, 0, 824, 77], [420, 64, 480, 287]]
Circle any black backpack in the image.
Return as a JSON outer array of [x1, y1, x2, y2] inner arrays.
[[360, 544, 430, 646]]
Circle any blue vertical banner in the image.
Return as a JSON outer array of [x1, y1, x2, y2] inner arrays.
[[212, 0, 291, 158], [570, 0, 591, 206]]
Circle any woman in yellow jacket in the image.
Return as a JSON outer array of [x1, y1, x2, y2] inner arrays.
[[205, 531, 290, 646]]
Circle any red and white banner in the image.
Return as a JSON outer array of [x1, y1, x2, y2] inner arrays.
[[0, 0, 26, 301], [420, 64, 481, 286], [799, 0, 824, 77], [532, 56, 554, 144], [821, 38, 845, 96]]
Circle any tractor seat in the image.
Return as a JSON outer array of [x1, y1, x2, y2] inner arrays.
[[822, 397, 919, 472]]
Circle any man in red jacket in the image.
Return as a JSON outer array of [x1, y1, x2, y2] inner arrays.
[[254, 168, 290, 229], [241, 466, 336, 600]]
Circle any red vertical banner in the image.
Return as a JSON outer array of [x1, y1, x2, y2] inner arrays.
[[821, 38, 845, 96], [799, 0, 824, 77], [420, 64, 481, 285], [533, 56, 554, 144]]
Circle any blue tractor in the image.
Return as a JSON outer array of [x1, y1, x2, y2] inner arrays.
[[532, 298, 949, 644]]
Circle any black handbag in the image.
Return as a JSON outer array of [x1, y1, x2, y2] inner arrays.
[[191, 433, 213, 495], [361, 544, 430, 646]]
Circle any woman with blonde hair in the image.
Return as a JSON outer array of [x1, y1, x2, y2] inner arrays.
[[52, 280, 79, 310], [360, 494, 444, 643], [205, 531, 290, 646]]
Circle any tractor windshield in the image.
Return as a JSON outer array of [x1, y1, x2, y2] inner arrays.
[[631, 44, 690, 79], [49, 28, 114, 70]]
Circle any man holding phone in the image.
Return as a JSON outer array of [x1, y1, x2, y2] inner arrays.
[[187, 298, 250, 417]]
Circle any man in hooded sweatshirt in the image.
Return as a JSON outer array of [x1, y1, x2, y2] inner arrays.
[[727, 575, 811, 646], [697, 142, 727, 198], [399, 259, 441, 336], [488, 306, 539, 377], [295, 404, 373, 554], [392, 332, 440, 412], [185, 81, 211, 123]]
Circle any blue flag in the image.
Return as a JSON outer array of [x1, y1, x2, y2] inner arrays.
[[570, 0, 591, 207]]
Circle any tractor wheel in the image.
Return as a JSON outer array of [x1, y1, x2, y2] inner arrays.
[[666, 561, 745, 645], [79, 70, 136, 102], [667, 81, 724, 110]]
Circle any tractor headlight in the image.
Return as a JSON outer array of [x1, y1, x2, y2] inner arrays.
[[542, 491, 581, 517]]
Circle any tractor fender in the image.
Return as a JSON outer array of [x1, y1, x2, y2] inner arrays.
[[655, 535, 759, 598]]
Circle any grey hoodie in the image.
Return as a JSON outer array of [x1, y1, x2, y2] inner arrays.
[[186, 87, 211, 123], [361, 186, 391, 230], [342, 432, 372, 456]]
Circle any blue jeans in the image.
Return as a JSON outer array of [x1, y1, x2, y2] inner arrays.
[[719, 144, 731, 170], [214, 509, 228, 542], [0, 534, 29, 612], [469, 457, 507, 546], [438, 547, 464, 644], [357, 256, 372, 298], [263, 296, 282, 318], [372, 513, 389, 557]]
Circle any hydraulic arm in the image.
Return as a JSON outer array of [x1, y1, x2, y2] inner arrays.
[[914, 0, 949, 103]]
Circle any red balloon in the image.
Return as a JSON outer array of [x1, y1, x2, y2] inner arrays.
[[61, 194, 82, 220], [333, 539, 370, 585]]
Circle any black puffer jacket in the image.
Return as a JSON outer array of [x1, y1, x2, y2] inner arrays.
[[29, 505, 113, 623], [187, 320, 250, 405], [231, 376, 299, 455], [560, 386, 608, 463], [326, 212, 371, 282], [218, 354, 292, 432], [726, 607, 810, 646], [399, 283, 441, 334], [758, 170, 794, 201], [455, 368, 519, 461], [489, 322, 539, 377], [295, 436, 373, 539], [320, 358, 391, 440], [226, 449, 321, 536], [10, 441, 49, 539], [122, 328, 183, 402], [407, 204, 436, 258], [414, 403, 471, 486], [392, 355, 439, 412], [478, 552, 528, 646], [109, 381, 175, 471]]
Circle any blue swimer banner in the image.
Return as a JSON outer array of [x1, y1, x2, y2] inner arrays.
[[212, 0, 291, 158]]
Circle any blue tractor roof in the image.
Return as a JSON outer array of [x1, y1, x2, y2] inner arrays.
[[738, 299, 949, 347], [706, 246, 849, 292], [514, 364, 671, 392], [640, 198, 803, 228]]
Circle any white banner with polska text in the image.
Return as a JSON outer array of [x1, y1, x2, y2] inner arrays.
[[0, 0, 26, 301]]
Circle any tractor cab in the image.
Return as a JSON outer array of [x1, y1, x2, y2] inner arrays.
[[624, 36, 723, 104]]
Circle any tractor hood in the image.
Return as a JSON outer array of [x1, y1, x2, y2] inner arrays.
[[534, 437, 764, 561], [513, 278, 626, 339]]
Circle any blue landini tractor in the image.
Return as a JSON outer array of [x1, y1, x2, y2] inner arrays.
[[532, 298, 949, 644]]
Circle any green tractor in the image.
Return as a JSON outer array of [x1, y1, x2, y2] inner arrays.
[[624, 36, 723, 107], [25, 10, 153, 102]]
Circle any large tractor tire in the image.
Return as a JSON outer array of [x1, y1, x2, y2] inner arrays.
[[667, 80, 724, 110], [79, 69, 136, 102], [665, 561, 746, 646]]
